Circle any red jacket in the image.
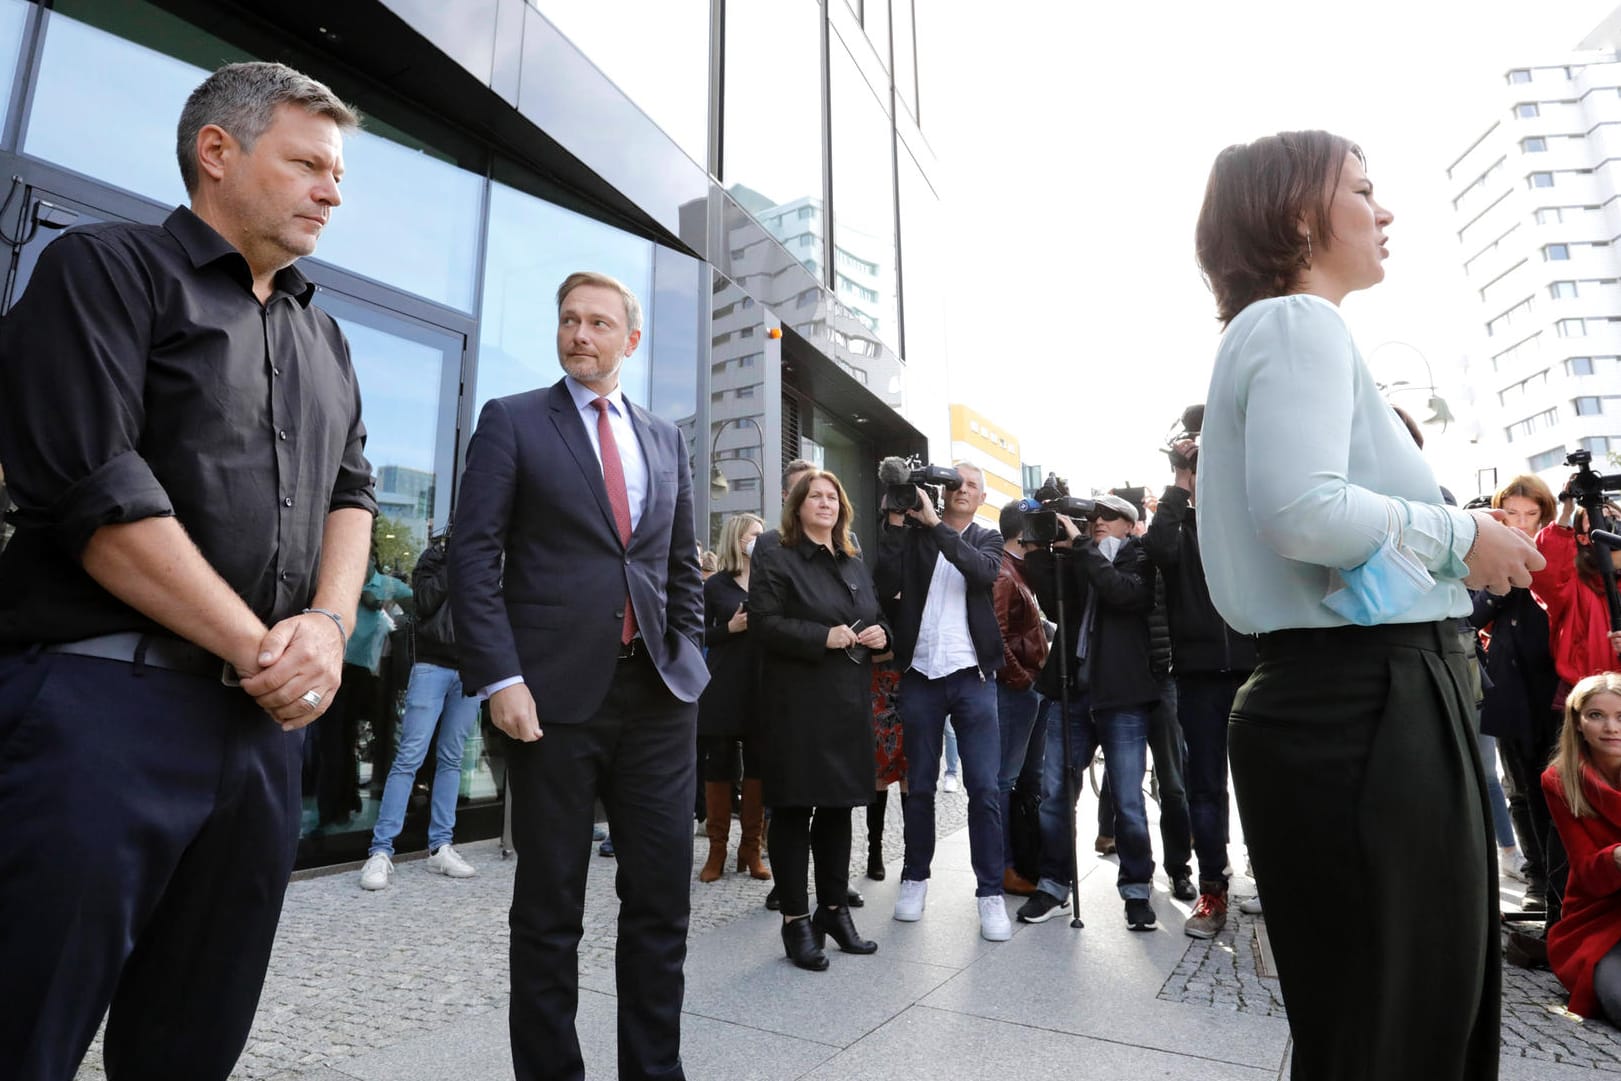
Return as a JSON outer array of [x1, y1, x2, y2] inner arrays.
[[1532, 523, 1619, 688], [1543, 762, 1621, 1019]]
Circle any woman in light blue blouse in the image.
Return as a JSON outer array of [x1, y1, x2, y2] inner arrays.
[[1193, 131, 1543, 1081]]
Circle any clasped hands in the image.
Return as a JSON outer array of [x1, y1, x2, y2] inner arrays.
[[826, 623, 887, 651], [1463, 509, 1546, 596], [238, 611, 348, 731]]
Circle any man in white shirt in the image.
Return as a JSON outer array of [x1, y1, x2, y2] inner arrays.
[[873, 463, 1013, 941]]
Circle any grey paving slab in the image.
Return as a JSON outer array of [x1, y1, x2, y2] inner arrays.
[[797, 1004, 1279, 1081]]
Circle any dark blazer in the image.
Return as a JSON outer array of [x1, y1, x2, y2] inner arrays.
[[872, 518, 1005, 675], [749, 538, 888, 809], [697, 572, 758, 738], [1142, 485, 1257, 676], [1026, 535, 1157, 711], [1470, 586, 1559, 749], [449, 379, 708, 723]]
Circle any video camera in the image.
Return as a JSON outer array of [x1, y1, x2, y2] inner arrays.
[[1561, 449, 1621, 511], [878, 455, 961, 515], [1161, 403, 1204, 472], [1020, 473, 1095, 546]]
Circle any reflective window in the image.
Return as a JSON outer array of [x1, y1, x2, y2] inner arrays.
[[899, 144, 945, 422], [709, 273, 768, 543], [865, 0, 891, 71], [0, 0, 29, 134], [893, 0, 917, 115], [723, 0, 824, 282], [477, 179, 655, 411], [530, 0, 709, 166], [830, 34, 899, 352], [25, 0, 484, 311]]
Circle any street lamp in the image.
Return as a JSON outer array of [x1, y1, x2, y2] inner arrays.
[[711, 416, 766, 496], [1372, 341, 1454, 434]]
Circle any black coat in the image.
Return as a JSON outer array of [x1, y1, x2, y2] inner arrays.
[[872, 518, 1005, 676], [749, 537, 888, 809], [1025, 535, 1157, 711], [1470, 586, 1559, 750], [1141, 485, 1257, 676], [411, 534, 459, 669], [697, 573, 759, 738]]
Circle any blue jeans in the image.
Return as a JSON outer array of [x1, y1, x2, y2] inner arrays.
[[899, 668, 1004, 896], [996, 683, 1041, 871], [1176, 672, 1243, 884], [370, 662, 480, 855], [943, 719, 960, 776], [1478, 732, 1516, 849], [1036, 694, 1152, 901]]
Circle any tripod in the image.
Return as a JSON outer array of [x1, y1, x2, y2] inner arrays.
[[1029, 537, 1087, 930]]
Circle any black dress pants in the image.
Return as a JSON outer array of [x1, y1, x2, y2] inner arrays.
[[507, 650, 697, 1081], [0, 650, 303, 1081], [767, 805, 853, 918], [1229, 621, 1498, 1081]]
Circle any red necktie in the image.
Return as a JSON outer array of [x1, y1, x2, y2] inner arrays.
[[590, 397, 637, 644]]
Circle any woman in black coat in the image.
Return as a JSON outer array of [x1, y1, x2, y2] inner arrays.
[[697, 512, 769, 883], [750, 469, 890, 971]]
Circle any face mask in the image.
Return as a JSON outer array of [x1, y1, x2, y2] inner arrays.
[[1323, 503, 1436, 626], [743, 538, 756, 557]]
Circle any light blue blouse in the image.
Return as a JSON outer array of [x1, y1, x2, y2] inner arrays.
[[1195, 294, 1477, 635]]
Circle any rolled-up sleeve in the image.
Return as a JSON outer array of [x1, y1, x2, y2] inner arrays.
[[1240, 300, 1475, 579], [0, 233, 173, 554]]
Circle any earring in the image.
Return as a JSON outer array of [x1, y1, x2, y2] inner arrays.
[[1305, 230, 1313, 267]]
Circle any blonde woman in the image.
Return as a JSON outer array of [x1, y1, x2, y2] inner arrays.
[[696, 513, 767, 882]]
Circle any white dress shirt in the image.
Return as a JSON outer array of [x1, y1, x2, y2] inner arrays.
[[1196, 294, 1475, 635], [910, 551, 981, 678], [480, 375, 651, 701]]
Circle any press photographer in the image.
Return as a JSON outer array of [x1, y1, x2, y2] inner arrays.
[[1018, 492, 1160, 931], [873, 459, 1012, 942], [1142, 404, 1257, 937]]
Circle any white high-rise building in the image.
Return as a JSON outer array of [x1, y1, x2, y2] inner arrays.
[[1448, 11, 1621, 492]]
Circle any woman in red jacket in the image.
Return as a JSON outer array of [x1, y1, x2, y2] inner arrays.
[[1545, 672, 1621, 1022], [1532, 489, 1621, 696]]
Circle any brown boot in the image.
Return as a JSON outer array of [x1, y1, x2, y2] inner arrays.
[[698, 781, 731, 883], [737, 778, 772, 880]]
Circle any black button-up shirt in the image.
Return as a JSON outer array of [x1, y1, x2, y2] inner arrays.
[[0, 207, 377, 647]]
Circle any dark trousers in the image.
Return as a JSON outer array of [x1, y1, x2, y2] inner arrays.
[[507, 651, 696, 1081], [1229, 622, 1498, 1081], [768, 805, 852, 917], [1177, 671, 1245, 883], [1098, 675, 1193, 879], [0, 651, 302, 1081], [1499, 721, 1566, 922], [898, 667, 1005, 896]]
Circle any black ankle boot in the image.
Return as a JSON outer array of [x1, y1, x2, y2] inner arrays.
[[866, 791, 887, 880], [812, 905, 878, 954], [781, 917, 829, 971]]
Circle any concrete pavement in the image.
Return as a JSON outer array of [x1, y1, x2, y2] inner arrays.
[[74, 787, 1619, 1080]]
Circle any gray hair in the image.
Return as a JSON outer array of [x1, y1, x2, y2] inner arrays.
[[556, 271, 644, 334], [177, 62, 360, 194]]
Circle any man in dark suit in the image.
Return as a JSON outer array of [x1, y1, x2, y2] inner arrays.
[[450, 271, 708, 1081]]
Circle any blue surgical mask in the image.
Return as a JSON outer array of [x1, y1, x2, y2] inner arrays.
[[1323, 504, 1436, 626]]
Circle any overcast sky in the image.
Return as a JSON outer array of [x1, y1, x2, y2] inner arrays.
[[928, 0, 1618, 496]]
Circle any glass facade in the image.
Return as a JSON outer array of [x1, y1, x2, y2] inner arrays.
[[0, 0, 940, 867]]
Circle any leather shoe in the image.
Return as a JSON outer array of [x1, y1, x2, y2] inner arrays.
[[846, 886, 864, 908], [764, 885, 781, 911], [811, 905, 878, 954], [781, 917, 829, 971], [1003, 867, 1038, 896]]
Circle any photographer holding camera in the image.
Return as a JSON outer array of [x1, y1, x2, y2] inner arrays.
[[1142, 417, 1257, 938], [874, 460, 1012, 942], [1019, 493, 1160, 931]]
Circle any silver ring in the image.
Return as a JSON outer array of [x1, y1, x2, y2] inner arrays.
[[300, 689, 323, 710]]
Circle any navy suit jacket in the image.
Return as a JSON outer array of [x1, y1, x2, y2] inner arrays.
[[450, 378, 708, 724]]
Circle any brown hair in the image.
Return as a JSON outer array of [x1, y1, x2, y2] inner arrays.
[[780, 470, 857, 557], [1492, 473, 1556, 528], [1195, 130, 1362, 326], [556, 271, 643, 333], [1551, 672, 1621, 817], [714, 512, 764, 575]]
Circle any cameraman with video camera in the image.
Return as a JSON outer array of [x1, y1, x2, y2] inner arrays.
[[874, 459, 1012, 942], [1142, 408, 1257, 938], [1019, 488, 1160, 931]]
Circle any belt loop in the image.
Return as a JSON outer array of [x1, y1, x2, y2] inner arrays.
[[132, 634, 150, 678]]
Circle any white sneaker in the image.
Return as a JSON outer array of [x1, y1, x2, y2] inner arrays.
[[894, 879, 928, 921], [359, 851, 393, 891], [942, 773, 961, 793], [978, 896, 1013, 941], [426, 843, 477, 879], [1238, 895, 1263, 915], [1502, 848, 1530, 884]]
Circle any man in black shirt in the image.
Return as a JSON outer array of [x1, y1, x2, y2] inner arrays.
[[0, 62, 374, 1081]]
